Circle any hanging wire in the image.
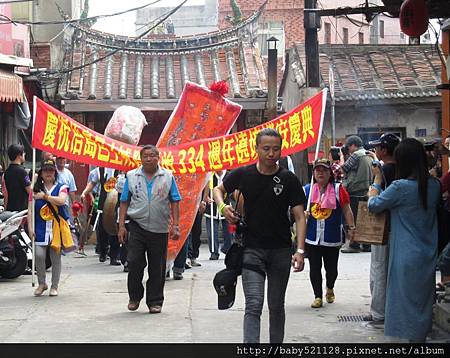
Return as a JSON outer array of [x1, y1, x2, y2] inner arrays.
[[317, 0, 346, 44], [0, 0, 164, 25], [35, 0, 187, 77]]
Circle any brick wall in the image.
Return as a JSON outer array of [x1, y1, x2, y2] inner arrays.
[[218, 0, 304, 85], [218, 0, 305, 48], [30, 43, 51, 68]]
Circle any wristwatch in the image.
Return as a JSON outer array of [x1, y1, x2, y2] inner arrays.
[[296, 248, 305, 255]]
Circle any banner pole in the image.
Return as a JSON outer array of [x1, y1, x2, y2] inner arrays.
[[306, 89, 329, 212], [209, 174, 215, 254], [31, 96, 37, 287], [31, 149, 36, 287]]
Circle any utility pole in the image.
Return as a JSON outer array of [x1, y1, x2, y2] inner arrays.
[[441, 20, 450, 174], [266, 36, 279, 121], [304, 0, 320, 87]]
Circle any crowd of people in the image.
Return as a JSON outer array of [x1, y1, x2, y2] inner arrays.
[[1, 127, 449, 344]]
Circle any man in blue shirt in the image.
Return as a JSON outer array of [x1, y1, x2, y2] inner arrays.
[[118, 145, 181, 314], [56, 156, 77, 206]]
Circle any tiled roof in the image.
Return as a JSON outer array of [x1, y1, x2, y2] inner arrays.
[[59, 6, 267, 103], [291, 44, 441, 102]]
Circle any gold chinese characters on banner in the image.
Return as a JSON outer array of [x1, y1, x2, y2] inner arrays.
[[32, 89, 326, 174]]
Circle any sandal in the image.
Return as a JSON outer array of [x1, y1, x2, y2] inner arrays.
[[149, 305, 162, 314]]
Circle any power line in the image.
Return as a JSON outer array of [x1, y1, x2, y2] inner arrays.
[[0, 0, 163, 26], [0, 0, 33, 4], [45, 0, 188, 76]]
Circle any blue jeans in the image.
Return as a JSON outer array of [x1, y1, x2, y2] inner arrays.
[[205, 217, 232, 255], [242, 247, 292, 343], [173, 235, 189, 274]]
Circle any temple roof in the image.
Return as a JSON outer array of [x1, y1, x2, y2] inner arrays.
[[289, 44, 441, 103], [59, 4, 268, 111]]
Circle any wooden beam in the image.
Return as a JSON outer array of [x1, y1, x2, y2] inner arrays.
[[61, 98, 268, 112]]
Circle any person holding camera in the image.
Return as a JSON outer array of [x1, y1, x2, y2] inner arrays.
[[366, 133, 400, 325], [341, 135, 373, 253], [304, 158, 355, 309], [213, 128, 307, 344], [367, 138, 440, 342]]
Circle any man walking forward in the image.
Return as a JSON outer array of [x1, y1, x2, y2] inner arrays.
[[118, 145, 181, 314], [213, 128, 307, 343]]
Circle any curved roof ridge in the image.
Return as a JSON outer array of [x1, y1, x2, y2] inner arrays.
[[69, 1, 267, 49]]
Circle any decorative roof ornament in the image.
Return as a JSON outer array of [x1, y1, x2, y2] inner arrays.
[[209, 81, 229, 97]]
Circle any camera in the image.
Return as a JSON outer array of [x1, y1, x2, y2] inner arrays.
[[235, 216, 248, 236], [372, 160, 382, 168]]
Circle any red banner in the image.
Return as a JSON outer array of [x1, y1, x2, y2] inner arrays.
[[155, 82, 243, 260], [32, 89, 327, 175], [32, 84, 327, 260]]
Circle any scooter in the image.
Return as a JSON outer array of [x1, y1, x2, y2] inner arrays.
[[0, 210, 31, 279]]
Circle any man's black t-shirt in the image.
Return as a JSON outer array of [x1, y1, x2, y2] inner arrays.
[[4, 163, 31, 211], [381, 162, 396, 189], [223, 164, 306, 249]]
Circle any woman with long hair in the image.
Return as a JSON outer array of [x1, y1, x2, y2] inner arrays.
[[368, 138, 440, 342], [27, 159, 69, 297], [304, 158, 355, 308]]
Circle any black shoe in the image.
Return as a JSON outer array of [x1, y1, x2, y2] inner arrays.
[[184, 262, 192, 270], [361, 245, 371, 252], [110, 259, 121, 266], [209, 253, 219, 260], [123, 266, 129, 272], [99, 255, 107, 262], [173, 271, 183, 280]]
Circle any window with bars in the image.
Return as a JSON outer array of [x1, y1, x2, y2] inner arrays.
[[325, 22, 331, 44], [380, 20, 385, 38], [358, 32, 364, 44], [343, 28, 349, 44], [415, 128, 427, 137], [257, 21, 285, 57]]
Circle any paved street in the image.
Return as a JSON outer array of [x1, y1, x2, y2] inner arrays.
[[0, 245, 447, 343]]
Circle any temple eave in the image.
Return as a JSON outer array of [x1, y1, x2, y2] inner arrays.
[[61, 98, 267, 112]]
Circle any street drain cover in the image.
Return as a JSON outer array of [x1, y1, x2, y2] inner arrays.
[[337, 314, 370, 322]]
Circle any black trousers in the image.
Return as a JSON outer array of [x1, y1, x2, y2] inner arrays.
[[306, 243, 340, 299], [127, 221, 168, 307], [97, 214, 120, 260], [188, 211, 203, 259]]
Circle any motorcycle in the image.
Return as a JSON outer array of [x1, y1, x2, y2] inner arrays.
[[0, 210, 31, 279]]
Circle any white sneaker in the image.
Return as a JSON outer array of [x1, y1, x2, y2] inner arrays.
[[190, 258, 201, 267], [49, 287, 58, 297]]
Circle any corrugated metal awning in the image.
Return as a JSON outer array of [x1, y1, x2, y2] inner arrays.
[[0, 69, 23, 102]]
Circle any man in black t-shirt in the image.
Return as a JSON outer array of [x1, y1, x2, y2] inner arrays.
[[367, 133, 400, 325], [213, 128, 307, 344], [3, 144, 31, 212]]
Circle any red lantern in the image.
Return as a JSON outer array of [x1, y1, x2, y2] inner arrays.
[[399, 0, 429, 37]]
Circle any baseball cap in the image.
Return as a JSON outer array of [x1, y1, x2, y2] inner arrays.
[[41, 159, 56, 170], [369, 133, 401, 147], [345, 135, 363, 148], [224, 244, 243, 272], [313, 158, 331, 170], [213, 268, 239, 310]]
